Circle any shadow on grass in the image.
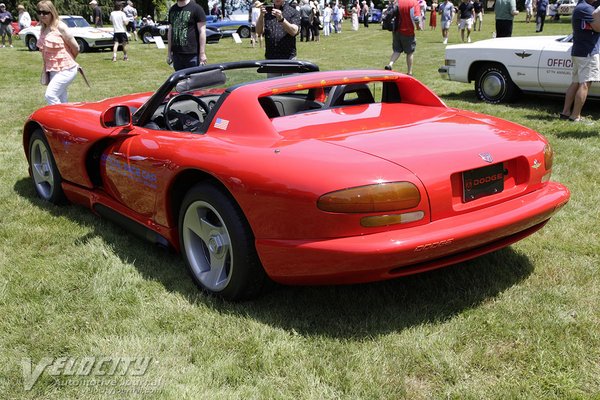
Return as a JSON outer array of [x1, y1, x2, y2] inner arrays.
[[15, 177, 534, 339]]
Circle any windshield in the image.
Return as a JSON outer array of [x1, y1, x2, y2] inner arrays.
[[61, 17, 91, 28]]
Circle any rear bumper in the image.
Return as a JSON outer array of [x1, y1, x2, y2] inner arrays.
[[256, 182, 570, 285]]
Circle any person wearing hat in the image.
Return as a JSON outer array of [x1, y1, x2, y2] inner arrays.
[[89, 0, 103, 27], [251, 1, 262, 48], [0, 3, 13, 48], [123, 0, 138, 40], [17, 5, 31, 30]]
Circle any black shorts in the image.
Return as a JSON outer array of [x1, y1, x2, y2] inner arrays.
[[114, 32, 128, 44]]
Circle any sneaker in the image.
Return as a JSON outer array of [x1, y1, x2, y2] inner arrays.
[[384, 65, 392, 71], [112, 56, 117, 62], [443, 38, 448, 44], [559, 113, 570, 120], [467, 37, 472, 43], [0, 45, 4, 48], [9, 45, 13, 48], [123, 55, 129, 61]]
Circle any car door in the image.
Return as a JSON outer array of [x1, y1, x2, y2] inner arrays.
[[538, 36, 575, 94], [100, 127, 169, 219]]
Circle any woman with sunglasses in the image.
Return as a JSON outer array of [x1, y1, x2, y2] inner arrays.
[[37, 1, 79, 104]]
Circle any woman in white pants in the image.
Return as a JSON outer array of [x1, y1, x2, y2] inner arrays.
[[36, 0, 79, 104]]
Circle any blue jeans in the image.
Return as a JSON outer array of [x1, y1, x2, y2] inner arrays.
[[172, 53, 198, 71]]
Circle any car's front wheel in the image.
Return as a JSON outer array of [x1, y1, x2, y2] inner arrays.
[[179, 183, 267, 300], [475, 64, 519, 104], [28, 130, 65, 204], [237, 26, 251, 38], [26, 35, 38, 51], [141, 30, 153, 44], [75, 37, 89, 53]]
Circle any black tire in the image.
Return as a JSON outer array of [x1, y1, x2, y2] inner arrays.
[[75, 37, 89, 53], [179, 183, 267, 300], [28, 130, 66, 204], [475, 64, 519, 104], [237, 25, 251, 39], [141, 30, 153, 44], [26, 35, 38, 51]]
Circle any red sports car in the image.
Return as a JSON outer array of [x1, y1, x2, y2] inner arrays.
[[24, 60, 570, 300]]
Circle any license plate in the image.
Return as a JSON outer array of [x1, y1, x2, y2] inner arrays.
[[462, 163, 504, 202]]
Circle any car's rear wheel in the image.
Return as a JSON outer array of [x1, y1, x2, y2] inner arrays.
[[475, 64, 518, 104], [142, 30, 153, 44], [26, 35, 38, 51], [75, 37, 89, 53], [179, 183, 266, 300], [28, 130, 66, 204], [237, 26, 251, 38]]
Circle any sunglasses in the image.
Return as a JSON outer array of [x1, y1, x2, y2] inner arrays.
[[37, 10, 51, 16]]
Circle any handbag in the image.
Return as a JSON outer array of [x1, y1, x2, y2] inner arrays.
[[40, 70, 50, 86]]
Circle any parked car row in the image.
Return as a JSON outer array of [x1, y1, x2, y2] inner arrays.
[[137, 21, 223, 45]]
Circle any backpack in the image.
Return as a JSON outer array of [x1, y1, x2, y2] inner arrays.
[[382, 4, 397, 31]]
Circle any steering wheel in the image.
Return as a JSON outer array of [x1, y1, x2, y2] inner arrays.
[[164, 93, 210, 132]]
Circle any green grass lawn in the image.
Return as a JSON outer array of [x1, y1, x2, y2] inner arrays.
[[1, 16, 599, 399]]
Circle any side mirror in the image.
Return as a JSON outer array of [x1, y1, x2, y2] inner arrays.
[[101, 105, 133, 130]]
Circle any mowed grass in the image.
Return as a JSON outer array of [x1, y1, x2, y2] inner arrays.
[[1, 16, 599, 399]]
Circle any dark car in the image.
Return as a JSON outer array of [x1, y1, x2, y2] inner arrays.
[[206, 15, 253, 39], [359, 8, 382, 23], [138, 21, 223, 45]]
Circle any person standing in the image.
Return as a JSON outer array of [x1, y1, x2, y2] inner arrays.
[[251, 1, 262, 47], [0, 3, 13, 48], [89, 0, 103, 27], [323, 2, 332, 35], [351, 1, 359, 30], [332, 1, 339, 33], [255, 0, 300, 62], [473, 0, 483, 31], [110, 1, 129, 61], [524, 0, 533, 23], [37, 0, 80, 104], [429, 2, 437, 30], [494, 0, 518, 37], [361, 1, 369, 27], [17, 5, 31, 30], [439, 0, 455, 44], [560, 0, 600, 122], [384, 0, 419, 75], [167, 0, 207, 71], [536, 0, 549, 32], [457, 0, 474, 43], [311, 1, 321, 41], [299, 0, 312, 41], [123, 1, 138, 41]]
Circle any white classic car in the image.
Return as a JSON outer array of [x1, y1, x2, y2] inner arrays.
[[438, 34, 600, 103], [19, 15, 119, 53], [557, 0, 576, 16]]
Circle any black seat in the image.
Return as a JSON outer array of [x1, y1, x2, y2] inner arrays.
[[258, 97, 281, 118], [326, 84, 375, 107]]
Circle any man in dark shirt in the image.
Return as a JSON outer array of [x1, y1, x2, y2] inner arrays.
[[167, 0, 207, 71], [255, 0, 300, 62], [89, 0, 103, 28], [457, 0, 474, 43], [560, 0, 600, 122]]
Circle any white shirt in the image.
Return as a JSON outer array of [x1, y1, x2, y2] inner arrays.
[[110, 10, 128, 33], [18, 11, 31, 29]]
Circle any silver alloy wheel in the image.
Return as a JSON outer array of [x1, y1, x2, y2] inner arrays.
[[182, 200, 233, 292], [30, 137, 55, 200], [27, 35, 38, 51]]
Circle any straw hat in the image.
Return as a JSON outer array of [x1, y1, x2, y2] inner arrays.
[[253, 1, 262, 7]]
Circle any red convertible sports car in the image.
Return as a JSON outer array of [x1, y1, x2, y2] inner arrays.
[[24, 60, 570, 300]]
